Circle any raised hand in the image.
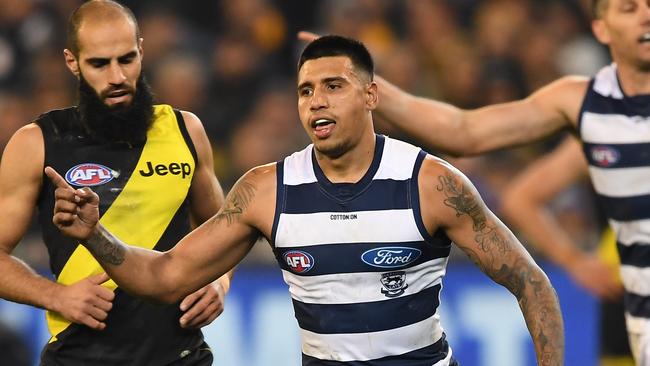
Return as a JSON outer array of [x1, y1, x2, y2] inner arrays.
[[53, 273, 115, 330], [44, 166, 100, 240], [178, 281, 227, 329], [566, 253, 623, 301]]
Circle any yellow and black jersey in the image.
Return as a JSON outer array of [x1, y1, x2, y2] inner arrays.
[[36, 105, 203, 365]]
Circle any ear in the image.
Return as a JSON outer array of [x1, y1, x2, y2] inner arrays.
[[366, 81, 378, 110], [63, 49, 80, 78], [137, 37, 144, 61], [591, 19, 610, 45]]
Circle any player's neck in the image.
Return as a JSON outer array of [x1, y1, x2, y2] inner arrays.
[[315, 129, 376, 184], [617, 63, 650, 96]]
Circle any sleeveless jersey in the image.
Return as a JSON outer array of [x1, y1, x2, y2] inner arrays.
[[36, 104, 203, 365], [578, 63, 650, 334], [272, 135, 454, 365]]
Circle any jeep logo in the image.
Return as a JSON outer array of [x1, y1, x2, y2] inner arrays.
[[139, 161, 192, 178]]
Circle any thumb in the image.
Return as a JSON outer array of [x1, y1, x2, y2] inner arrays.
[[44, 166, 72, 189], [88, 272, 110, 285], [77, 187, 100, 206]]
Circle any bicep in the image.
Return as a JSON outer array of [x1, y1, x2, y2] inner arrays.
[[465, 77, 587, 155], [157, 165, 274, 295], [0, 125, 43, 253], [423, 160, 540, 292], [162, 212, 258, 294]]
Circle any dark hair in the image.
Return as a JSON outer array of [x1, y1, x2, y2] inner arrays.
[[67, 0, 140, 56], [591, 0, 608, 19], [298, 35, 374, 81]]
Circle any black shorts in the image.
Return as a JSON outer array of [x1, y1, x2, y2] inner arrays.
[[166, 342, 213, 366]]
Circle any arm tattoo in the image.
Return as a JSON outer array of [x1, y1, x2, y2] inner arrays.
[[85, 225, 125, 265], [436, 173, 508, 255], [437, 172, 564, 365], [214, 179, 256, 226]]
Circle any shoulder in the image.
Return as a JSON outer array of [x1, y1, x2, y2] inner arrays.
[[1, 123, 44, 183], [177, 110, 212, 161], [417, 154, 460, 183], [178, 110, 207, 140], [242, 162, 277, 188], [6, 123, 44, 149]]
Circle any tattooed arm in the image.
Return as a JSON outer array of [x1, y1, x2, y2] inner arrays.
[[417, 157, 564, 366], [45, 164, 277, 303]]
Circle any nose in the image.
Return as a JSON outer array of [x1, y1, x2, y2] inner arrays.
[[107, 61, 127, 85], [641, 1, 650, 23], [310, 88, 328, 110]]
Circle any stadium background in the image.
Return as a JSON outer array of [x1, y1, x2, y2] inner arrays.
[[0, 0, 608, 364]]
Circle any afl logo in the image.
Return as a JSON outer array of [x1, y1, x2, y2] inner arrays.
[[591, 145, 620, 167], [65, 163, 116, 187], [362, 247, 421, 268], [284, 251, 314, 273]]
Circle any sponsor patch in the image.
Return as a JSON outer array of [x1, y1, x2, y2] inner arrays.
[[284, 250, 314, 273], [65, 163, 116, 187], [591, 145, 620, 167], [380, 271, 408, 298], [361, 247, 421, 268]]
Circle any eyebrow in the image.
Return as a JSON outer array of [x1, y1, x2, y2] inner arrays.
[[85, 50, 138, 64], [297, 76, 347, 90]]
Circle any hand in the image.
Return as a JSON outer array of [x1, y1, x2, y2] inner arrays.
[[178, 280, 227, 329], [297, 31, 320, 43], [566, 253, 623, 301], [45, 166, 100, 240], [53, 273, 115, 330]]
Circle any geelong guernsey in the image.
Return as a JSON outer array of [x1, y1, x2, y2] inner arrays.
[[578, 64, 650, 334], [36, 105, 202, 365], [272, 135, 455, 365]]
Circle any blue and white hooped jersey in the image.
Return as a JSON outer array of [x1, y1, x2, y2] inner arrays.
[[271, 135, 454, 365], [578, 63, 650, 333]]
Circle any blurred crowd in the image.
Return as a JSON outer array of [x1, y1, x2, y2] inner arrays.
[[0, 0, 607, 267]]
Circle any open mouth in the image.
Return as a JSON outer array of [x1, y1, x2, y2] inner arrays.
[[313, 118, 336, 129], [312, 118, 336, 138], [638, 32, 650, 43]]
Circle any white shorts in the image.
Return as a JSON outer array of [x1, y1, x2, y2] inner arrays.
[[626, 313, 650, 366]]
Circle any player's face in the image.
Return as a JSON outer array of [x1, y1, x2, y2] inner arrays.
[[593, 0, 650, 69], [297, 56, 377, 158], [67, 17, 143, 108]]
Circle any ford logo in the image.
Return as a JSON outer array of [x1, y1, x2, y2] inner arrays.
[[361, 247, 421, 268]]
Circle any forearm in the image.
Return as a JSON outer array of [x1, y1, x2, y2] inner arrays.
[[0, 253, 63, 310], [84, 225, 182, 303], [515, 268, 564, 366], [503, 203, 584, 270]]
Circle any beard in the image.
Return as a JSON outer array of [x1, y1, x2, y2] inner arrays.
[[77, 72, 155, 145]]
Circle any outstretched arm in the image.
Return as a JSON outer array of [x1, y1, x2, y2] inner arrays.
[[419, 157, 564, 365], [376, 75, 585, 156], [46, 165, 275, 304], [500, 137, 622, 300]]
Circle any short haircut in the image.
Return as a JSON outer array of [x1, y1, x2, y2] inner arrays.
[[298, 35, 374, 82], [591, 0, 608, 19], [67, 0, 140, 56]]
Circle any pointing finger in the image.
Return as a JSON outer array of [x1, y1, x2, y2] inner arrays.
[[45, 166, 72, 189]]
